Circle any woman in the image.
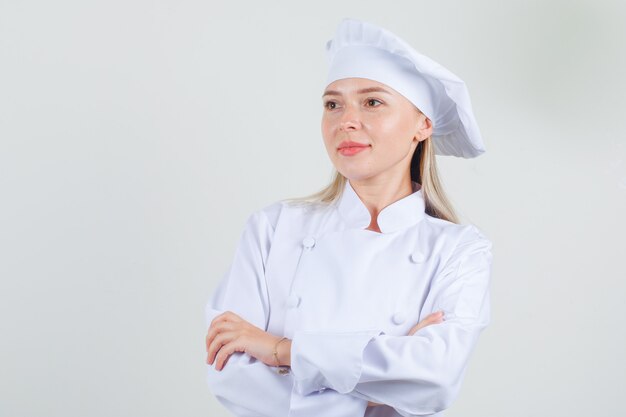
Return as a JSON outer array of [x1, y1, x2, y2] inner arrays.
[[205, 18, 492, 417]]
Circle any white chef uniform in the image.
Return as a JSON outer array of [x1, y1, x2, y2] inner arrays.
[[205, 179, 493, 417]]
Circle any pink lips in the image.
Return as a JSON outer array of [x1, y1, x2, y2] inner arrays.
[[338, 141, 370, 156]]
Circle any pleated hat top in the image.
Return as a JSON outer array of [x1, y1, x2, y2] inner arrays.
[[325, 18, 485, 158]]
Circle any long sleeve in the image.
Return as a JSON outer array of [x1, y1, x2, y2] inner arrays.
[[289, 225, 493, 416], [205, 207, 292, 417]]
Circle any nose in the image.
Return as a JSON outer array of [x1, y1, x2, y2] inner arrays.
[[339, 106, 362, 131]]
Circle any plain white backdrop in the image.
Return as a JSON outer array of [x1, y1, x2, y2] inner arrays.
[[1, 1, 625, 416]]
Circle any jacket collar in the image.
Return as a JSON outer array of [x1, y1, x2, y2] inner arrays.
[[335, 179, 426, 233]]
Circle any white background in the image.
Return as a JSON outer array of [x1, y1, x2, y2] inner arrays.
[[1, 1, 625, 416]]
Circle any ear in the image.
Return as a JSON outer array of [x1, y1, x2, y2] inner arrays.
[[414, 115, 433, 142]]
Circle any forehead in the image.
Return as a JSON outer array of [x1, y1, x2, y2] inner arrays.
[[322, 77, 398, 97], [321, 77, 421, 114]]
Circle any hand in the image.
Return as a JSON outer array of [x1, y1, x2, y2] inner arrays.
[[367, 311, 445, 407], [407, 310, 444, 336], [205, 310, 290, 371]]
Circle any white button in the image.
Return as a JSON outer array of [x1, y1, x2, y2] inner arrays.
[[286, 294, 301, 308], [302, 237, 316, 249], [410, 251, 425, 263], [392, 311, 406, 324]]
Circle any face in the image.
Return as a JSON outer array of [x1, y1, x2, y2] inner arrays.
[[321, 78, 432, 184]]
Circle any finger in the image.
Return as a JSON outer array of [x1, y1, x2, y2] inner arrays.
[[424, 311, 444, 323], [208, 330, 238, 365], [209, 311, 238, 328], [408, 311, 444, 336], [207, 331, 235, 366], [411, 313, 439, 333], [209, 313, 225, 329], [215, 341, 246, 371], [206, 321, 237, 352], [206, 320, 235, 345]]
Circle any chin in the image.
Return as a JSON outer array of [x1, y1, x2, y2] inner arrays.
[[337, 169, 375, 182]]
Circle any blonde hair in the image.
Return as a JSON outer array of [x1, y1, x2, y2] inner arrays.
[[283, 136, 460, 224]]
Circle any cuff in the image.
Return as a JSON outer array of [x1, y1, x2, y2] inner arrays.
[[290, 329, 383, 395]]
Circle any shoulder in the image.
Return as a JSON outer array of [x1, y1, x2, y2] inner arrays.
[[250, 198, 335, 230], [422, 214, 493, 263]]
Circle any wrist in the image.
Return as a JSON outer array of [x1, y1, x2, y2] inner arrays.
[[272, 337, 291, 367], [271, 337, 292, 376], [275, 338, 291, 367]]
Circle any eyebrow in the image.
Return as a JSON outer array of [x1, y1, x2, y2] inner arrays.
[[322, 86, 393, 98]]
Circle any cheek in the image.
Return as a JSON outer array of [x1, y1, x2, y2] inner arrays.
[[320, 120, 329, 137], [372, 115, 414, 143], [320, 120, 334, 148], [370, 118, 417, 160]]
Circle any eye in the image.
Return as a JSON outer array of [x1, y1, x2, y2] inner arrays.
[[366, 98, 383, 107], [324, 100, 337, 110]]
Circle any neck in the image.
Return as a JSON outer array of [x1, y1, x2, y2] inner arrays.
[[348, 176, 414, 232]]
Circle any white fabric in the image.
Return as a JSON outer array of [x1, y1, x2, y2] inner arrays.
[[205, 180, 493, 416], [325, 18, 486, 159]]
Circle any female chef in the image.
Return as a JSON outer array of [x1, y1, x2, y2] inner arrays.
[[204, 18, 493, 417]]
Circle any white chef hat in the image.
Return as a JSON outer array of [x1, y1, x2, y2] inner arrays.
[[325, 18, 485, 158]]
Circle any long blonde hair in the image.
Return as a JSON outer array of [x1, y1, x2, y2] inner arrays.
[[283, 136, 460, 224]]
